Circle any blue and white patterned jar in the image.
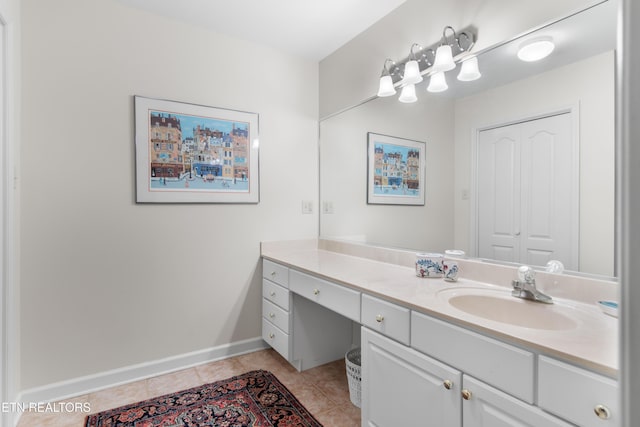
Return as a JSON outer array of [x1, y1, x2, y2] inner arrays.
[[443, 259, 459, 282], [415, 253, 444, 278]]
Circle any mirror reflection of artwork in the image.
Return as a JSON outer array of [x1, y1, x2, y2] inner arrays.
[[367, 132, 425, 205]]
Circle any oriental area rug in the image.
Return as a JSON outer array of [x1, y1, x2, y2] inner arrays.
[[85, 370, 322, 427]]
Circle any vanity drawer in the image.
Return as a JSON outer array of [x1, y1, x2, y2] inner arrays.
[[411, 311, 535, 403], [262, 298, 290, 333], [289, 270, 361, 321], [262, 320, 290, 361], [263, 279, 290, 310], [263, 259, 289, 288], [538, 356, 619, 427], [361, 294, 410, 345]]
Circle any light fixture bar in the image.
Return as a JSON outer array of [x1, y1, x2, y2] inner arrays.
[[385, 25, 477, 86]]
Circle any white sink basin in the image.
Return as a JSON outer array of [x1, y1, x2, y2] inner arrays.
[[438, 287, 597, 331]]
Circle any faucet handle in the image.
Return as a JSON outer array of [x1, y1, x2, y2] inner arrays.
[[517, 265, 535, 283]]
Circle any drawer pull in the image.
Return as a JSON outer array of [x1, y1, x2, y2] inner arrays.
[[268, 333, 275, 339], [313, 288, 320, 295], [375, 314, 384, 323], [271, 271, 277, 277], [269, 291, 276, 297], [594, 404, 611, 420], [269, 312, 275, 318], [443, 380, 453, 390], [461, 389, 472, 400]]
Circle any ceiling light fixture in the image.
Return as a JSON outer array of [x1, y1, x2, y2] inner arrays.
[[517, 36, 555, 62], [376, 25, 478, 103]]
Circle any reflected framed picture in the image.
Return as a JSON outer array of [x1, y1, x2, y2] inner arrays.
[[134, 96, 259, 203], [367, 132, 425, 205]]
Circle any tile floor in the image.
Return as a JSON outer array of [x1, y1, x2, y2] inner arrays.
[[16, 348, 361, 426]]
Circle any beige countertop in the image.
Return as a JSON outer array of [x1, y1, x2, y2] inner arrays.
[[261, 239, 619, 378]]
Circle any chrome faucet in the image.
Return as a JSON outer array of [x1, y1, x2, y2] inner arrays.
[[511, 265, 553, 304]]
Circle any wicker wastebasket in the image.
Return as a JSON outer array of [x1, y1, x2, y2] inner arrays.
[[345, 347, 361, 408]]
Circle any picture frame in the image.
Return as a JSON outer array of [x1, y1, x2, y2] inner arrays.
[[367, 132, 426, 205], [134, 96, 259, 203]]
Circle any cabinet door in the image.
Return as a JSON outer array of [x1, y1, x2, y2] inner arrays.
[[462, 376, 572, 427], [362, 328, 461, 427]]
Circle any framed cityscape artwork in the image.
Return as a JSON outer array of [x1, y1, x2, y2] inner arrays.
[[134, 96, 259, 203], [366, 132, 425, 205]]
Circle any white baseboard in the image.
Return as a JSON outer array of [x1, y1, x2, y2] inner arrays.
[[17, 337, 269, 405]]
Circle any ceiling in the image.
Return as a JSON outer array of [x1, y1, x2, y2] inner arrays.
[[116, 0, 407, 61]]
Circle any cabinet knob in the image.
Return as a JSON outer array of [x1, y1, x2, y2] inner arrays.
[[461, 389, 472, 400], [271, 271, 277, 277], [375, 314, 384, 323], [313, 288, 320, 295], [268, 333, 275, 339], [594, 404, 611, 420], [270, 291, 276, 297], [269, 312, 275, 318], [443, 380, 453, 390]]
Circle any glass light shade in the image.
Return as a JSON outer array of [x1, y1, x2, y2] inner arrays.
[[517, 37, 555, 62], [432, 44, 455, 73], [427, 72, 448, 93], [401, 60, 423, 85], [457, 56, 481, 81], [377, 75, 396, 97], [398, 84, 417, 103]]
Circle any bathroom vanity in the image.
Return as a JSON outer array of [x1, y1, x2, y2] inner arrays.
[[261, 239, 619, 427]]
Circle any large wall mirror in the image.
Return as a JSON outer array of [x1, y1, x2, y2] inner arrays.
[[319, 0, 616, 278]]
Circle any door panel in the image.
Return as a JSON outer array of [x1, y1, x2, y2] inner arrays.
[[478, 127, 520, 262], [361, 328, 461, 427], [520, 114, 575, 269], [462, 375, 572, 427], [477, 113, 577, 269]]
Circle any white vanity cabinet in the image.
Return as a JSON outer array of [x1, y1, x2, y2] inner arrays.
[[362, 327, 574, 427], [361, 328, 462, 427], [461, 375, 573, 427], [411, 311, 535, 403], [262, 260, 292, 361], [538, 356, 619, 427], [262, 259, 356, 371], [261, 255, 619, 427]]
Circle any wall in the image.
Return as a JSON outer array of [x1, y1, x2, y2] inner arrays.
[[454, 51, 615, 276], [320, 0, 602, 118], [320, 94, 455, 251], [20, 0, 318, 391]]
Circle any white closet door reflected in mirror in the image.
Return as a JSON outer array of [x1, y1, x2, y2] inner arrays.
[[476, 112, 578, 270]]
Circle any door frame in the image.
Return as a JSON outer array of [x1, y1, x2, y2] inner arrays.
[[0, 5, 16, 426], [469, 104, 580, 268]]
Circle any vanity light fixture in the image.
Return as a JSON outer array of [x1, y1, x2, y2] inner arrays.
[[401, 44, 424, 85], [377, 59, 398, 97], [376, 25, 478, 102], [517, 36, 555, 62], [427, 71, 448, 92], [398, 84, 418, 103], [431, 26, 457, 73], [457, 56, 481, 81]]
